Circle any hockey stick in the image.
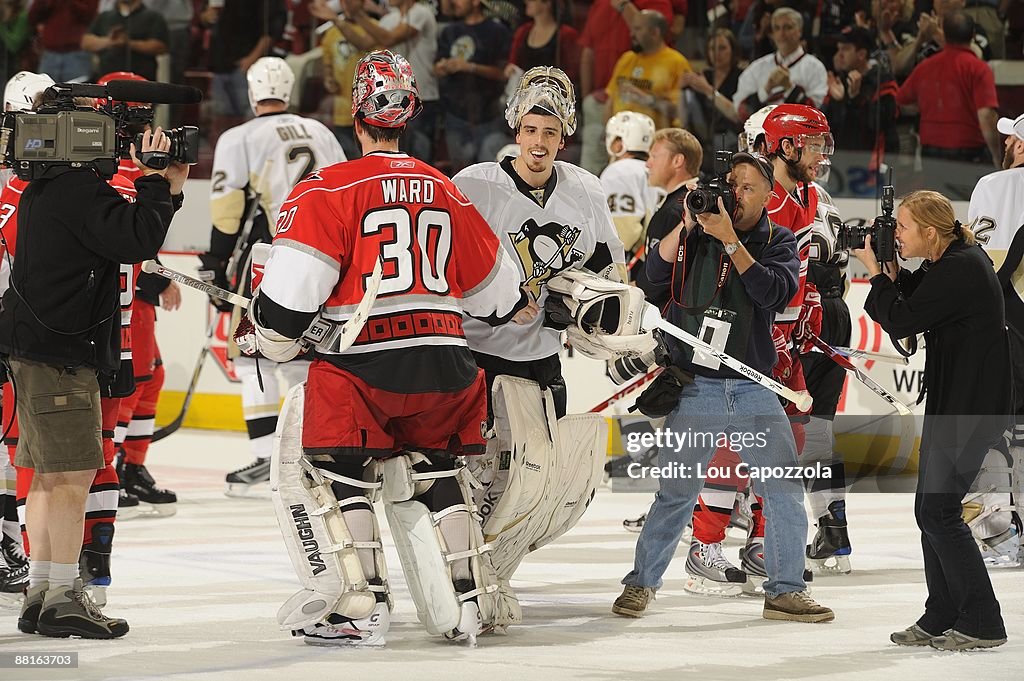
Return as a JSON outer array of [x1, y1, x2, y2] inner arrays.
[[142, 258, 386, 355], [589, 365, 662, 413], [805, 333, 912, 416], [641, 305, 814, 412], [226, 158, 274, 284], [809, 344, 909, 365], [151, 312, 219, 442]]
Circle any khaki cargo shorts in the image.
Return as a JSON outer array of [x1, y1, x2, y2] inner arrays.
[[9, 359, 103, 474]]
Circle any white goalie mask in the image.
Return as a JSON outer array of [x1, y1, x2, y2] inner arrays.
[[505, 66, 577, 136], [605, 111, 656, 158], [545, 270, 657, 360], [247, 57, 295, 114], [4, 71, 54, 112]]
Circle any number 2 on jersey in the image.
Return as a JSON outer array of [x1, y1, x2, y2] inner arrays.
[[362, 207, 452, 296]]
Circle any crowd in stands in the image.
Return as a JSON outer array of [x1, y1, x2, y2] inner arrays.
[[3, 0, 1022, 184]]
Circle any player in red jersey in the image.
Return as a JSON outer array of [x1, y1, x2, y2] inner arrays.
[[235, 50, 530, 647]]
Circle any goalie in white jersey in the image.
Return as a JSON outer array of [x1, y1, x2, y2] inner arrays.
[[198, 57, 346, 495], [452, 67, 628, 608], [599, 111, 663, 265], [964, 113, 1024, 565], [454, 66, 626, 417]]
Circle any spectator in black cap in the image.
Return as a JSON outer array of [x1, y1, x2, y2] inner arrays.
[[823, 26, 899, 156]]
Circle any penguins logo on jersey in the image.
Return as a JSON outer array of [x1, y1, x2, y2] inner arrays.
[[510, 219, 584, 298]]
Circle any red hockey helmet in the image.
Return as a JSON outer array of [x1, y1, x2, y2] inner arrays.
[[96, 71, 148, 108], [351, 50, 422, 128], [760, 104, 833, 157]]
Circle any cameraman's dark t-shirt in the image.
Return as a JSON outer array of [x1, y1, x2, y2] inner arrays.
[[88, 6, 169, 81]]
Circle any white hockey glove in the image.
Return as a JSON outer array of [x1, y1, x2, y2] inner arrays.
[[234, 298, 306, 362]]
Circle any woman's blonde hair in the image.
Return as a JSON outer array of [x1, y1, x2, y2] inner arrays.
[[899, 190, 976, 247]]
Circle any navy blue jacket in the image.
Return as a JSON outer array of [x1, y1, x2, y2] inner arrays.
[[645, 210, 799, 378]]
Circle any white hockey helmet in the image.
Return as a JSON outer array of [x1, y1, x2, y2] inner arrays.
[[739, 104, 777, 154], [605, 111, 656, 158], [247, 57, 295, 114], [4, 71, 54, 112], [505, 66, 577, 136]]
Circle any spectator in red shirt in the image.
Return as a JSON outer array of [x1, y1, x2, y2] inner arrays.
[[896, 12, 999, 168], [29, 0, 98, 82], [578, 0, 672, 175], [505, 0, 580, 83]]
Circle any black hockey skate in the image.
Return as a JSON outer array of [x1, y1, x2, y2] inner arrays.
[[122, 463, 177, 516], [805, 500, 852, 574], [80, 522, 113, 606], [1, 534, 28, 603], [1, 533, 28, 577], [225, 458, 271, 497]]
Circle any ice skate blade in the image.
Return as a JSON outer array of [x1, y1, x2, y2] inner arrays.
[[225, 483, 271, 499], [684, 576, 744, 597], [303, 635, 386, 648], [84, 584, 107, 607], [806, 554, 852, 575]]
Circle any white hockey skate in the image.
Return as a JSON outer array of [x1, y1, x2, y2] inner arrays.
[[978, 521, 1022, 568], [444, 601, 483, 646], [299, 602, 389, 647], [684, 539, 747, 597]]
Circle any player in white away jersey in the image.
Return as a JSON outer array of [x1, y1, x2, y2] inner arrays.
[[453, 66, 625, 417], [965, 113, 1024, 566], [198, 57, 347, 496], [599, 111, 664, 259]]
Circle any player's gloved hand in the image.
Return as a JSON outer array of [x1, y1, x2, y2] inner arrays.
[[233, 311, 258, 356], [771, 324, 793, 380], [198, 253, 234, 312], [794, 283, 823, 354], [234, 297, 306, 362]]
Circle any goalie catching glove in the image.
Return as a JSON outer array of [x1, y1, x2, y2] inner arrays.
[[544, 269, 657, 360]]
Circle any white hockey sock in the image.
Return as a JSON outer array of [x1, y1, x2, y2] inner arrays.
[[29, 560, 50, 588], [438, 511, 472, 582], [341, 507, 378, 579]]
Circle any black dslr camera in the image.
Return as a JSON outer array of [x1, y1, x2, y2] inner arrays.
[[685, 150, 737, 216], [836, 185, 898, 263]]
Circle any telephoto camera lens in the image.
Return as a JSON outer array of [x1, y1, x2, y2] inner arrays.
[[608, 350, 657, 385]]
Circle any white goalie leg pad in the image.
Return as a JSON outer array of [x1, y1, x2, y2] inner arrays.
[[963, 438, 1017, 560], [271, 383, 389, 631], [546, 269, 657, 360], [381, 453, 513, 635], [475, 376, 607, 581]]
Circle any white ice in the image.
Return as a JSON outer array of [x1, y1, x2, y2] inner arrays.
[[1, 429, 1021, 681]]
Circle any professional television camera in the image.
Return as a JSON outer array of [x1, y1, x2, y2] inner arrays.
[[836, 184, 898, 263], [0, 79, 202, 181]]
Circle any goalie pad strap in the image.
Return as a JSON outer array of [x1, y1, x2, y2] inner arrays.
[[316, 467, 382, 490]]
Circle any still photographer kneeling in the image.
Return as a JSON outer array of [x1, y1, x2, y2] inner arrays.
[[614, 153, 834, 623], [853, 190, 1010, 650], [0, 127, 187, 639]]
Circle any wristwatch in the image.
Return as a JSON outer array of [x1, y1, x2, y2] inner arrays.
[[724, 241, 740, 256]]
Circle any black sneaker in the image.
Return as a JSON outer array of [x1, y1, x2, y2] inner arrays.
[[36, 579, 129, 639], [225, 458, 271, 497], [123, 463, 177, 514]]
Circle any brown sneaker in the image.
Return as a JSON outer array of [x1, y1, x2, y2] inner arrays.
[[35, 579, 129, 639], [929, 630, 1007, 651], [612, 586, 656, 618], [890, 624, 938, 646], [763, 590, 834, 623]]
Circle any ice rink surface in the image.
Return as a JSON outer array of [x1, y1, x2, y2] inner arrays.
[[1, 430, 1021, 681]]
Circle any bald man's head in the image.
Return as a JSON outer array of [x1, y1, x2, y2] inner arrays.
[[630, 10, 668, 53]]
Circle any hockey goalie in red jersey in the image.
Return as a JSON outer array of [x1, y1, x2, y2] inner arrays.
[[235, 50, 531, 648]]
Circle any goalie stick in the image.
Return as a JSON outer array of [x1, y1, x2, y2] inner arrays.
[[155, 161, 275, 441], [641, 305, 814, 412], [142, 258, 385, 354]]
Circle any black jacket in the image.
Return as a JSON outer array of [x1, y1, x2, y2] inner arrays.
[[865, 241, 1012, 453], [0, 170, 181, 374]]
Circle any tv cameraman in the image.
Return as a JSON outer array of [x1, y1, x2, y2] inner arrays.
[[853, 190, 1010, 651], [0, 127, 187, 639], [613, 152, 834, 624]]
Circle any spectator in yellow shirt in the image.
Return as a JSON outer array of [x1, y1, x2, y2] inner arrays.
[[605, 10, 690, 130], [316, 1, 369, 159]]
